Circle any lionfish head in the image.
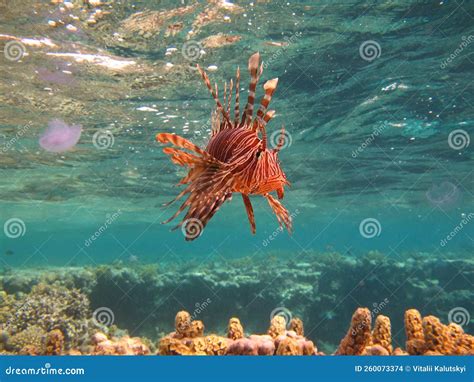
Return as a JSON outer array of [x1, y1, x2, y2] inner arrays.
[[254, 145, 290, 196]]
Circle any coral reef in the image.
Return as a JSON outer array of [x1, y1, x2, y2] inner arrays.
[[333, 308, 474, 356], [0, 284, 92, 354], [158, 312, 316, 356], [1, 255, 472, 355], [91, 332, 150, 355]]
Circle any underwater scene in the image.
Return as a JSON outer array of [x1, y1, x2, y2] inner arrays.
[[0, 0, 473, 357]]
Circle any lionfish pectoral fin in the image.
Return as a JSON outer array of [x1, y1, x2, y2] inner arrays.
[[265, 193, 292, 233], [277, 187, 284, 199], [242, 194, 256, 234]]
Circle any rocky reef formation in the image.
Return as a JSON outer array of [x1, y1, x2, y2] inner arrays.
[[1, 252, 472, 354], [158, 311, 316, 355], [158, 308, 473, 356], [0, 283, 94, 354], [1, 279, 472, 355]]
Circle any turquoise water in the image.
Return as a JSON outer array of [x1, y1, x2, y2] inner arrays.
[[0, 0, 473, 349]]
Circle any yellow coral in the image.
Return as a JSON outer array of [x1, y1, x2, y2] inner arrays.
[[404, 309, 425, 355], [371, 315, 392, 354], [174, 311, 192, 337], [335, 308, 372, 355], [227, 317, 244, 340], [453, 333, 474, 355], [276, 338, 302, 355], [204, 335, 229, 355], [422, 315, 453, 355], [289, 317, 304, 336], [45, 329, 65, 355], [268, 316, 287, 338]]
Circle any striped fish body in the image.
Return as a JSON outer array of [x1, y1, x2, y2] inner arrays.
[[206, 128, 288, 196], [156, 52, 292, 240]]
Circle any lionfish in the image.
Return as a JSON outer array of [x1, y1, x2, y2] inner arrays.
[[156, 52, 292, 240]]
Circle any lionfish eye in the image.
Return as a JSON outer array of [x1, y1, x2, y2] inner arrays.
[[256, 150, 262, 158]]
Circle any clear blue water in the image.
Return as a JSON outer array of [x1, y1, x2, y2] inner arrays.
[[0, 0, 473, 349]]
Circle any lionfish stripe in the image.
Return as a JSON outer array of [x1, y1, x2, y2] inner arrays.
[[156, 133, 207, 157], [243, 52, 261, 126], [234, 67, 240, 126]]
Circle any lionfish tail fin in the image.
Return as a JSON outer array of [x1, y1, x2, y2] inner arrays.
[[156, 132, 235, 240]]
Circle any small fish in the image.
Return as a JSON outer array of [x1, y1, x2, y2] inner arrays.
[[156, 52, 292, 241], [5, 249, 14, 256], [264, 41, 289, 47]]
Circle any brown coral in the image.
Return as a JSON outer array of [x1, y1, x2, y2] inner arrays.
[[92, 333, 150, 355], [362, 344, 389, 356], [268, 315, 287, 338], [289, 317, 304, 336], [227, 317, 244, 340], [404, 309, 425, 355], [371, 315, 392, 354], [276, 337, 302, 355], [204, 335, 229, 355], [422, 315, 454, 355], [392, 347, 409, 356], [453, 333, 474, 355], [174, 311, 192, 337], [335, 308, 372, 355], [45, 329, 65, 355], [158, 336, 193, 355]]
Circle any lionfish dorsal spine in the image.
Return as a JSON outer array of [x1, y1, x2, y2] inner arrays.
[[252, 78, 279, 132], [227, 79, 233, 116], [234, 66, 241, 127], [242, 52, 262, 127], [196, 64, 231, 125]]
